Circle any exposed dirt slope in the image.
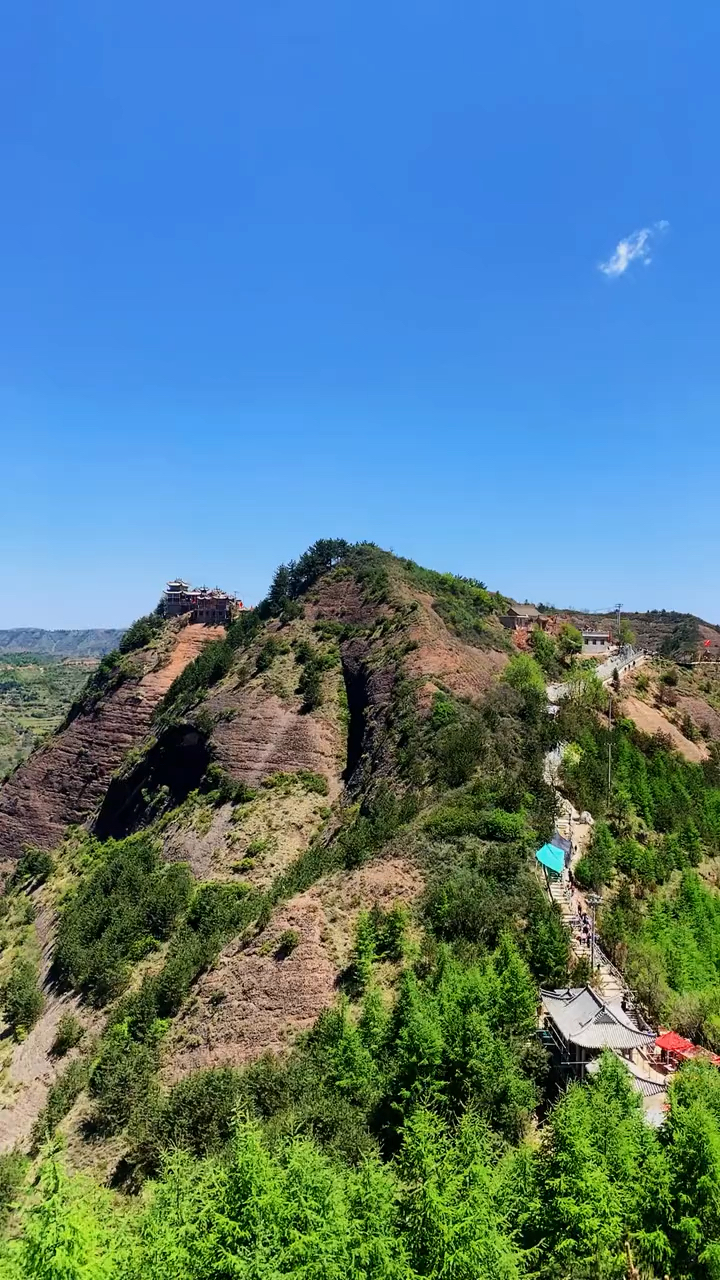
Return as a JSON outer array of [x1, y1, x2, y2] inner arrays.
[[622, 664, 720, 749], [621, 694, 709, 763], [0, 624, 223, 868], [406, 590, 508, 705], [210, 682, 342, 791], [161, 786, 331, 889], [0, 892, 98, 1154], [676, 695, 720, 742], [164, 855, 423, 1081]]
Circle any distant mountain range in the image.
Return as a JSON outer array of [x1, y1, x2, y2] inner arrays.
[[0, 629, 125, 658]]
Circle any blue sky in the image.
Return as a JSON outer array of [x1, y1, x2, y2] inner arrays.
[[2, 0, 719, 627]]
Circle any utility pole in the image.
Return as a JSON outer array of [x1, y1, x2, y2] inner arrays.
[[613, 601, 623, 646]]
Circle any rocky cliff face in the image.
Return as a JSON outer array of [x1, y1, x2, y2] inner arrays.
[[0, 623, 224, 870], [0, 556, 513, 874], [91, 562, 513, 846]]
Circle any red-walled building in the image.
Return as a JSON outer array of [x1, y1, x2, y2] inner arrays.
[[163, 579, 245, 625]]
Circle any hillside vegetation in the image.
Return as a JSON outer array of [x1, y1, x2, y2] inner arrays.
[[0, 655, 97, 779], [2, 542, 720, 1277]]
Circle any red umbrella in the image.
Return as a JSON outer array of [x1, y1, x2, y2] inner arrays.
[[655, 1030, 695, 1054]]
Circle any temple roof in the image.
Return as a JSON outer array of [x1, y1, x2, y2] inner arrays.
[[541, 986, 654, 1050]]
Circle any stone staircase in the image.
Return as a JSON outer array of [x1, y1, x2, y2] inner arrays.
[[547, 876, 628, 1005], [549, 878, 574, 925], [542, 738, 652, 1021]]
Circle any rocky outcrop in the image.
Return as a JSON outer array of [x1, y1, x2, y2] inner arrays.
[[0, 561, 514, 870], [210, 682, 342, 788], [0, 624, 223, 867]]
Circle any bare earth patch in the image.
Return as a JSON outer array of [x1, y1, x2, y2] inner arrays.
[[675, 694, 720, 743], [209, 681, 344, 796], [621, 695, 709, 764], [164, 855, 423, 1083], [0, 897, 99, 1154], [405, 591, 508, 706]]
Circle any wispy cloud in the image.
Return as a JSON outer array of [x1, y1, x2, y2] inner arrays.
[[598, 220, 669, 278]]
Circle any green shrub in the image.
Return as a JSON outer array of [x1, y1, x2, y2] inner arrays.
[[570, 954, 592, 985], [293, 640, 339, 713], [430, 694, 457, 728], [337, 784, 419, 870], [0, 1151, 26, 1226], [422, 838, 540, 952], [424, 795, 527, 841], [501, 653, 546, 696], [54, 835, 193, 1005], [529, 627, 559, 675], [163, 1066, 243, 1155], [51, 1012, 85, 1057], [349, 912, 376, 992], [11, 848, 54, 887], [370, 902, 409, 961], [202, 763, 245, 804], [567, 666, 608, 710], [247, 838, 269, 855], [118, 613, 165, 654], [297, 770, 329, 795], [431, 704, 486, 788], [31, 1058, 89, 1148], [573, 822, 617, 890], [274, 929, 300, 958], [256, 638, 283, 672], [2, 957, 43, 1037], [280, 599, 304, 622], [90, 1027, 157, 1133], [298, 663, 323, 711], [557, 623, 583, 661]]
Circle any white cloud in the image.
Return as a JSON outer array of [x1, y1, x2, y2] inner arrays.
[[598, 221, 669, 278]]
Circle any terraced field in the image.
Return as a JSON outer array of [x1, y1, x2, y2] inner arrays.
[[0, 654, 95, 778]]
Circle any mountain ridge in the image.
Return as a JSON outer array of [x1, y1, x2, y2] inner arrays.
[[0, 628, 126, 657], [2, 542, 720, 1276]]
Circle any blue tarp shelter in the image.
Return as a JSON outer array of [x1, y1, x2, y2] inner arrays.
[[535, 843, 565, 876]]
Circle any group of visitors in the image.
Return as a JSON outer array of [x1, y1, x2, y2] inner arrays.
[[567, 873, 592, 948]]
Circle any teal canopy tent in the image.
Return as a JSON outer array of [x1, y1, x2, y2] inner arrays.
[[535, 843, 565, 875]]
